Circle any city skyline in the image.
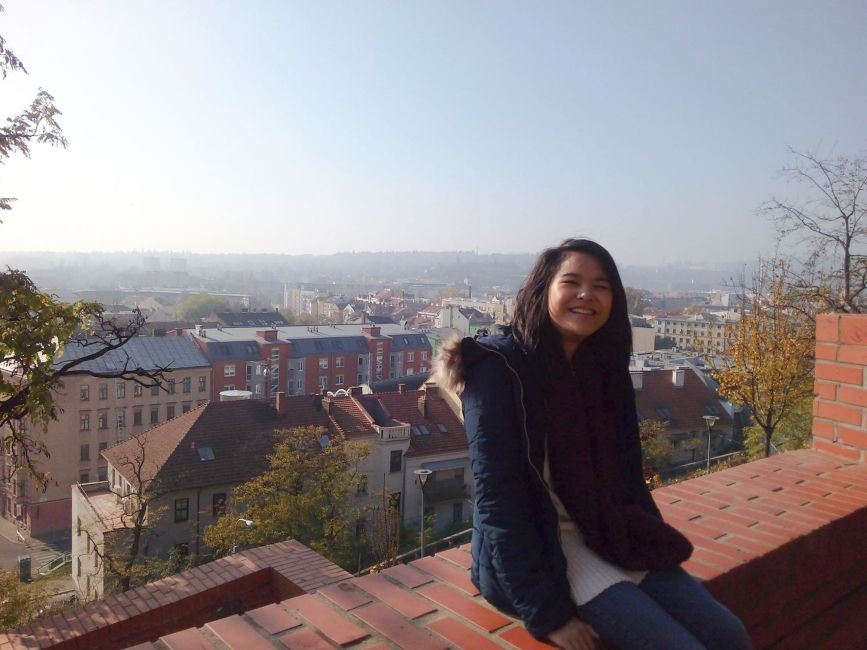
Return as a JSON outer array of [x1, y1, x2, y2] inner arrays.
[[0, 1, 865, 265]]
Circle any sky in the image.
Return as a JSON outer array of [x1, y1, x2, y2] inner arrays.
[[0, 1, 865, 266]]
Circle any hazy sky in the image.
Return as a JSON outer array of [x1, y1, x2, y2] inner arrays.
[[0, 1, 865, 265]]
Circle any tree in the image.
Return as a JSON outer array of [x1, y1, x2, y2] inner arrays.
[[203, 426, 370, 570], [174, 294, 231, 321], [639, 418, 673, 485], [80, 432, 172, 595], [763, 147, 867, 314], [0, 570, 50, 630], [0, 11, 162, 484], [712, 260, 815, 458]]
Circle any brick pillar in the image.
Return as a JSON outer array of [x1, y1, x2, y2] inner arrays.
[[813, 314, 867, 461]]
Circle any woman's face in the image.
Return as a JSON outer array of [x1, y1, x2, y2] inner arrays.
[[546, 251, 613, 358]]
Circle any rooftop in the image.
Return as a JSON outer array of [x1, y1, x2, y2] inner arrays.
[[56, 335, 210, 373]]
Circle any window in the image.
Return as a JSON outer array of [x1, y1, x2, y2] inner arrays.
[[168, 378, 176, 394], [133, 409, 142, 426], [389, 450, 402, 473], [298, 360, 304, 371], [435, 422, 448, 433], [198, 376, 207, 393], [412, 424, 430, 436], [319, 358, 328, 369], [98, 383, 108, 400], [225, 384, 235, 391], [98, 441, 108, 454], [166, 404, 176, 420], [97, 467, 107, 481], [318, 376, 328, 388], [182, 402, 191, 414], [116, 382, 126, 399], [704, 403, 720, 416], [357, 475, 368, 496], [116, 410, 125, 429], [357, 374, 363, 384], [182, 377, 191, 394], [336, 357, 344, 368], [80, 413, 90, 431], [655, 406, 672, 420], [358, 357, 364, 367], [296, 380, 303, 391], [421, 351, 428, 361], [151, 383, 160, 397], [97, 411, 108, 430], [79, 472, 89, 483], [224, 364, 236, 378], [80, 385, 90, 401], [271, 348, 280, 363], [174, 498, 190, 522], [335, 375, 344, 386], [80, 444, 90, 461], [212, 493, 227, 517], [407, 352, 415, 362], [133, 383, 143, 398], [150, 406, 159, 425]]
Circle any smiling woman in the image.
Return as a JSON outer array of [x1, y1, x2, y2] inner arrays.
[[436, 239, 749, 650]]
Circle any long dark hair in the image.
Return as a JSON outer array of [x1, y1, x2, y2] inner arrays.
[[512, 238, 632, 373]]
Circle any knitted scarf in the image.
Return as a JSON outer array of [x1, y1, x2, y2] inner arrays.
[[544, 350, 693, 571]]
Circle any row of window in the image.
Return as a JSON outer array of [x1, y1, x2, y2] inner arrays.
[[79, 401, 203, 430], [173, 492, 226, 522], [79, 441, 109, 462], [80, 377, 206, 401]]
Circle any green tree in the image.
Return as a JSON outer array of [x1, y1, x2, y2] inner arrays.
[[763, 147, 867, 314], [175, 294, 231, 321], [0, 570, 50, 631], [639, 418, 673, 484], [713, 260, 815, 458], [204, 426, 370, 570]]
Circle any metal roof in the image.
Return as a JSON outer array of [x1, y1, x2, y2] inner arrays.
[[56, 335, 210, 373], [288, 337, 369, 359], [202, 340, 264, 362]]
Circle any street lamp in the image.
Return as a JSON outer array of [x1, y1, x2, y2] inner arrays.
[[703, 415, 719, 473], [231, 518, 254, 554], [414, 469, 432, 558]]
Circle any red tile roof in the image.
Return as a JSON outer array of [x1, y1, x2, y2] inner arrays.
[[633, 368, 731, 431]]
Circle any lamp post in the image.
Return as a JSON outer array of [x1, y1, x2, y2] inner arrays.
[[231, 518, 254, 554], [414, 469, 432, 558], [703, 415, 719, 473]]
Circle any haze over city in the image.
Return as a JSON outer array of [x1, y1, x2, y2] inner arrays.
[[1, 1, 866, 266]]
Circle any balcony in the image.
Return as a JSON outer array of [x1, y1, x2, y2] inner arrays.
[[375, 424, 410, 442]]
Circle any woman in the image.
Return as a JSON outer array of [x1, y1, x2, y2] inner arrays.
[[435, 239, 749, 650]]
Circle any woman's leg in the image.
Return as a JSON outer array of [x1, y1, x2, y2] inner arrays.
[[638, 567, 751, 650], [575, 581, 706, 650]]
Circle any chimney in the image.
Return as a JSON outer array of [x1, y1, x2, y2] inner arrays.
[[630, 371, 643, 391], [258, 329, 278, 342], [398, 383, 406, 394], [418, 394, 428, 418], [672, 368, 685, 388], [350, 385, 363, 397], [275, 391, 287, 416], [362, 325, 381, 337], [313, 393, 323, 411], [423, 383, 439, 399]]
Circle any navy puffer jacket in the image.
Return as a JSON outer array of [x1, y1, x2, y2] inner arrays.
[[434, 331, 660, 640]]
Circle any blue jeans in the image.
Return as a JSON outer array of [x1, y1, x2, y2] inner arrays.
[[575, 567, 751, 650]]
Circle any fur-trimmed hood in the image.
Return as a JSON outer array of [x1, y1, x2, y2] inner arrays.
[[432, 330, 525, 396]]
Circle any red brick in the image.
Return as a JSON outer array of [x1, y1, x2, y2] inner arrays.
[[814, 380, 837, 400], [815, 342, 838, 360], [816, 314, 840, 342], [427, 616, 504, 650], [499, 625, 558, 649], [839, 344, 867, 365], [682, 558, 725, 581], [410, 557, 479, 596], [283, 594, 369, 645], [815, 361, 864, 385], [814, 439, 864, 461], [812, 418, 836, 441], [207, 614, 280, 650], [278, 629, 333, 650], [814, 400, 863, 425], [246, 603, 301, 635], [353, 603, 448, 650], [435, 548, 473, 570], [838, 385, 867, 408], [840, 316, 867, 344], [352, 574, 437, 619], [382, 563, 434, 589], [318, 581, 373, 611], [161, 627, 217, 649], [418, 583, 511, 632]]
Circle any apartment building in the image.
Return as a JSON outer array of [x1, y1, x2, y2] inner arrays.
[[190, 323, 431, 401], [650, 312, 740, 352], [2, 336, 211, 534], [72, 384, 469, 598]]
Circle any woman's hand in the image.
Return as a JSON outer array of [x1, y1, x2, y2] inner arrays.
[[547, 617, 600, 650]]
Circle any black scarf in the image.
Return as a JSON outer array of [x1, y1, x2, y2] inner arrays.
[[544, 350, 693, 571]]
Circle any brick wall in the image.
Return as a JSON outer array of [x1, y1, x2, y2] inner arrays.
[[812, 313, 867, 461]]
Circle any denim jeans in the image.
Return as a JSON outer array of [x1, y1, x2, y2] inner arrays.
[[574, 567, 751, 650]]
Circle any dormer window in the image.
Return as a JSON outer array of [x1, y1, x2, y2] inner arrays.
[[197, 447, 215, 461]]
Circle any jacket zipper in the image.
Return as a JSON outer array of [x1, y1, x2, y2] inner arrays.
[[479, 344, 564, 547]]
